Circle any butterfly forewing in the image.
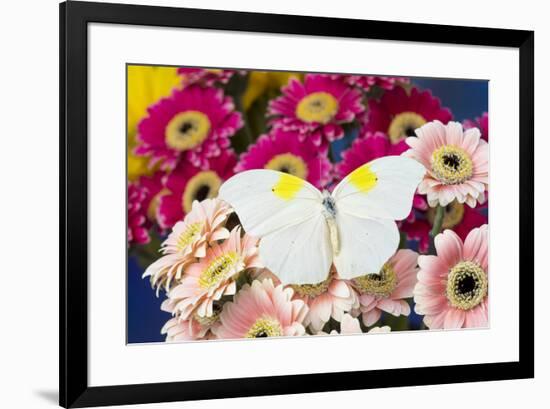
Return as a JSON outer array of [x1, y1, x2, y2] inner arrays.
[[219, 169, 323, 237], [332, 156, 425, 221]]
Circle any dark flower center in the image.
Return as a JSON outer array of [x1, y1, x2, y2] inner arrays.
[[405, 126, 416, 137], [353, 263, 397, 298], [443, 153, 461, 171], [456, 275, 476, 295], [179, 121, 194, 135], [195, 185, 210, 202], [446, 261, 488, 310], [431, 146, 474, 185]]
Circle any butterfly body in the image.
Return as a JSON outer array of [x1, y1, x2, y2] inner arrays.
[[321, 190, 340, 256]]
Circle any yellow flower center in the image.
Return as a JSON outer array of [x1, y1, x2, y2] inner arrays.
[[446, 261, 487, 310], [387, 112, 427, 143], [182, 171, 222, 213], [265, 153, 308, 180], [176, 221, 204, 252], [431, 145, 474, 185], [353, 263, 397, 298], [291, 275, 332, 298], [245, 317, 283, 338], [198, 252, 240, 289], [427, 200, 465, 229], [295, 92, 339, 124], [147, 188, 169, 221], [165, 110, 211, 151]]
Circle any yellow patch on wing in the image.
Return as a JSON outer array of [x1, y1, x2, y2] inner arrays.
[[348, 164, 378, 193], [272, 173, 305, 200]]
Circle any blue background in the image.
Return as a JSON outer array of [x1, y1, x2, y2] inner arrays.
[[127, 77, 488, 344]]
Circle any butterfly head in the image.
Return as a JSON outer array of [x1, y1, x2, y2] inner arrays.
[[321, 190, 337, 218]]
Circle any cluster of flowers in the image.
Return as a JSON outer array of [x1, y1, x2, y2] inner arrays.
[[143, 196, 487, 341], [128, 66, 489, 339]]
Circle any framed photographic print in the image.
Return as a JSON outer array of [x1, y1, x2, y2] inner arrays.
[[60, 1, 534, 407]]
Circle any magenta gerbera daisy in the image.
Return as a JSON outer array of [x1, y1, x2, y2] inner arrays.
[[268, 74, 364, 147], [136, 85, 243, 170], [363, 86, 452, 144], [177, 67, 237, 87], [157, 150, 236, 229], [236, 128, 332, 189], [336, 131, 408, 179], [406, 120, 488, 208], [345, 75, 409, 92], [137, 171, 166, 224], [127, 183, 150, 246], [414, 225, 489, 329], [464, 112, 489, 142]]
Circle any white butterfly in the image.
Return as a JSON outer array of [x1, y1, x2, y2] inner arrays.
[[219, 156, 425, 285]]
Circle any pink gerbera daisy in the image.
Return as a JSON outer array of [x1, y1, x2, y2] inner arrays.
[[351, 249, 419, 327], [317, 313, 362, 335], [290, 268, 359, 332], [406, 120, 488, 208], [128, 183, 150, 246], [268, 74, 364, 147], [318, 314, 391, 335], [157, 150, 236, 229], [177, 67, 237, 87], [401, 199, 488, 253], [213, 279, 308, 339], [161, 316, 218, 342], [414, 225, 489, 329], [143, 198, 233, 292], [168, 227, 262, 320], [136, 85, 243, 170], [464, 112, 489, 142], [336, 132, 427, 220], [160, 297, 219, 341], [236, 128, 332, 189], [363, 87, 452, 144]]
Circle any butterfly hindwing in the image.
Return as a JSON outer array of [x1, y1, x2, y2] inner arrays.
[[259, 210, 332, 285], [333, 212, 399, 279]]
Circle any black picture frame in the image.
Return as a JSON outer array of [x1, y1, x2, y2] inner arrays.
[[60, 1, 534, 407]]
